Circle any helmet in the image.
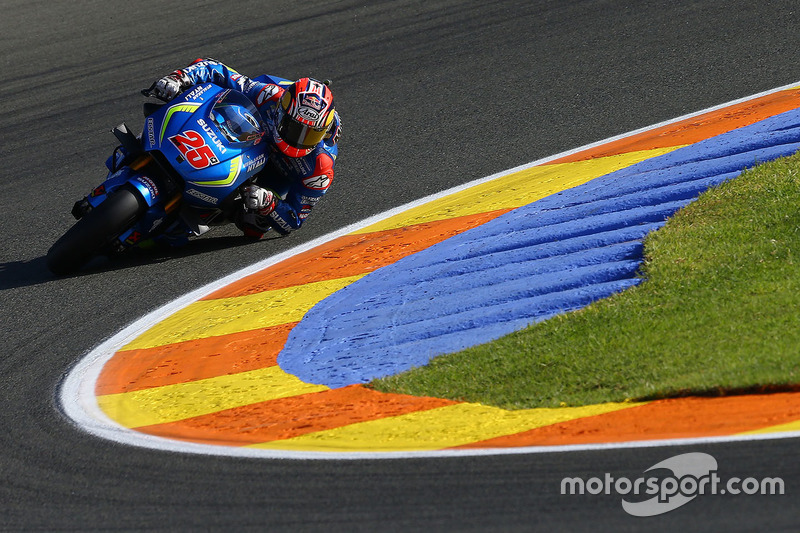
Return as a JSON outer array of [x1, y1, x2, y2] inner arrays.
[[273, 78, 335, 157]]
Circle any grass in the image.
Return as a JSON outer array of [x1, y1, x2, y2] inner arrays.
[[371, 153, 800, 409]]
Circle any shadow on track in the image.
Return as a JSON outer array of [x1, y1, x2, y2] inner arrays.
[[0, 234, 282, 290]]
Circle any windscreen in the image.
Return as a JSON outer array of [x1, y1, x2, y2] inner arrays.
[[210, 90, 265, 146]]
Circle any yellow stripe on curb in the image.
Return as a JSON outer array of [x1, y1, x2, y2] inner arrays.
[[248, 401, 642, 452], [121, 275, 365, 351], [97, 365, 328, 428], [737, 419, 800, 435], [353, 147, 682, 235]]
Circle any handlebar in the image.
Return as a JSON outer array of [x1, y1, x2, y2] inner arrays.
[[140, 82, 170, 102]]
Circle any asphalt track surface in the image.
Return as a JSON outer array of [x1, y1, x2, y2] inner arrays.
[[2, 0, 800, 530]]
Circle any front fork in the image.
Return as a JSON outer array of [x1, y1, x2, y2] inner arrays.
[[74, 152, 182, 251]]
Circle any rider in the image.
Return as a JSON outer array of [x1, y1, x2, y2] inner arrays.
[[150, 58, 342, 238]]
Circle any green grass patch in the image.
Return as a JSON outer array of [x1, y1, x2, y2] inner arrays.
[[371, 153, 800, 409]]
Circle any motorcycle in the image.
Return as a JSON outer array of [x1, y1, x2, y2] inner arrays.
[[46, 75, 287, 275]]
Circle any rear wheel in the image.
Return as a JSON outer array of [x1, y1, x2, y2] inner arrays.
[[46, 186, 145, 275]]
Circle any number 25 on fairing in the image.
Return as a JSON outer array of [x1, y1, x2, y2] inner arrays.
[[169, 130, 219, 169]]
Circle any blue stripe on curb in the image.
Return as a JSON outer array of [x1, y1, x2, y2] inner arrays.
[[278, 109, 800, 388]]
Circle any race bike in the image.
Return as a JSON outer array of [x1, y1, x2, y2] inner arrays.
[[46, 76, 286, 275]]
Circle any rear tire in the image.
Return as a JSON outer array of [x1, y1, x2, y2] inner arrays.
[[46, 186, 145, 275]]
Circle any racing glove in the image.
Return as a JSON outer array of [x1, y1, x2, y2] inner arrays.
[[151, 70, 191, 101], [236, 184, 277, 237], [242, 185, 276, 215]]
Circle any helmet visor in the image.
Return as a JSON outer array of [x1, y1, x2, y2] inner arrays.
[[277, 113, 327, 150]]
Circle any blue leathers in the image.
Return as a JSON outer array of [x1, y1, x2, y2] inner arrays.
[[168, 58, 340, 236]]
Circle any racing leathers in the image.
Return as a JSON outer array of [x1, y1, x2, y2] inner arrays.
[[158, 58, 341, 238]]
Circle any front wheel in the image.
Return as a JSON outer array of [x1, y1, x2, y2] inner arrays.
[[46, 186, 145, 275]]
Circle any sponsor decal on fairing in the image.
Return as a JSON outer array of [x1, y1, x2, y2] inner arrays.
[[124, 231, 143, 246], [245, 153, 266, 173], [146, 117, 156, 147], [196, 118, 227, 155], [168, 130, 220, 169], [186, 188, 220, 205], [134, 175, 159, 200]]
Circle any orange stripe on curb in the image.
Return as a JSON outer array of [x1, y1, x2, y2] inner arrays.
[[453, 392, 800, 449], [95, 322, 297, 395], [132, 385, 457, 446], [550, 88, 800, 164], [205, 209, 512, 299]]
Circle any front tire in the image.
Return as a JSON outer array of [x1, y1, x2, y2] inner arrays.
[[46, 186, 145, 275]]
